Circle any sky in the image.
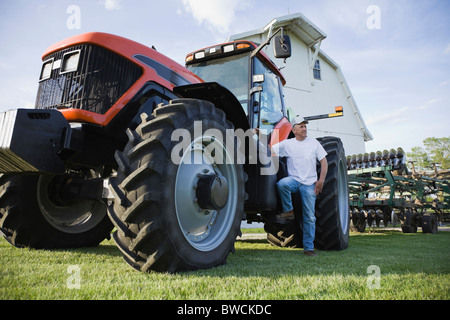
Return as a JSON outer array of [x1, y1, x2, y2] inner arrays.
[[0, 0, 449, 154]]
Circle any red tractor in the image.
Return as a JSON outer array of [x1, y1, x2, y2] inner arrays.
[[0, 30, 349, 272]]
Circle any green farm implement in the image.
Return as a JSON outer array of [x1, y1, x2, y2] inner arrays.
[[347, 149, 450, 233]]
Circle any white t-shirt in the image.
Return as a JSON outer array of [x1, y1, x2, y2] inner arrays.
[[272, 137, 327, 186]]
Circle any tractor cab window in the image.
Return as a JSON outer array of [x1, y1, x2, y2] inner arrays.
[[187, 52, 250, 115], [252, 57, 284, 132]]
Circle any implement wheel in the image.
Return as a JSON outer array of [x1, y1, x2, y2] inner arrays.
[[421, 213, 438, 234], [401, 211, 418, 233]]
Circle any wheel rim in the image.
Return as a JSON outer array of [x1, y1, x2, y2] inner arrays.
[[174, 135, 238, 251], [37, 175, 107, 234], [338, 158, 350, 234]]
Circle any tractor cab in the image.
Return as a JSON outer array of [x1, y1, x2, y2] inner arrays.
[[185, 29, 291, 133]]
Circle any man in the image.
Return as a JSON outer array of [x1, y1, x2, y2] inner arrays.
[[271, 116, 328, 256]]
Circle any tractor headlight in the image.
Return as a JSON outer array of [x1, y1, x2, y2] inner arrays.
[[61, 50, 81, 74], [39, 58, 53, 81]]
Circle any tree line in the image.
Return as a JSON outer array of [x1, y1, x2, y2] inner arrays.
[[407, 137, 449, 171]]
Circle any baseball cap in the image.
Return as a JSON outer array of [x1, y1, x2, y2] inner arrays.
[[291, 115, 309, 126]]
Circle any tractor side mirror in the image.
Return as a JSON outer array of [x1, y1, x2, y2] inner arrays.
[[273, 35, 291, 59]]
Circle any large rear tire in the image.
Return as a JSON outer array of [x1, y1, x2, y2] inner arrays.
[[108, 99, 246, 273], [0, 173, 112, 248], [315, 137, 350, 250]]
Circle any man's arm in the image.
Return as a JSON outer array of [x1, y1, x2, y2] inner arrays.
[[314, 157, 328, 195]]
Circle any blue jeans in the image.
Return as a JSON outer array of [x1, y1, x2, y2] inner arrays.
[[277, 177, 316, 251]]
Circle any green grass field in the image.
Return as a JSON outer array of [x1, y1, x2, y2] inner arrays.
[[0, 228, 449, 300]]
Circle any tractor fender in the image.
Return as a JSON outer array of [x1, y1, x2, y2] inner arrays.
[[174, 82, 249, 131]]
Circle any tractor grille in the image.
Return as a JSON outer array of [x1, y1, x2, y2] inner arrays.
[[35, 44, 142, 114]]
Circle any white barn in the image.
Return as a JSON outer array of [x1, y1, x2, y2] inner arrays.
[[228, 13, 372, 155]]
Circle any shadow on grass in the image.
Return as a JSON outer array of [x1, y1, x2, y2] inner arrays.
[[197, 229, 450, 278], [13, 228, 445, 278]]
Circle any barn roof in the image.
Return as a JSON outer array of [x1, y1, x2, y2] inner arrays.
[[228, 13, 373, 142]]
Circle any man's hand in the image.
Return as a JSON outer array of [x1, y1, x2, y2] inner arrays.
[[315, 157, 328, 195], [314, 179, 324, 195]]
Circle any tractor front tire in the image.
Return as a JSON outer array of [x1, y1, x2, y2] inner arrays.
[[108, 99, 246, 273]]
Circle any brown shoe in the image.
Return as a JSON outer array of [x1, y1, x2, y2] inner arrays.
[[304, 250, 316, 256], [275, 210, 294, 221]]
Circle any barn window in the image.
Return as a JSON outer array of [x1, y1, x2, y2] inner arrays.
[[313, 60, 321, 80]]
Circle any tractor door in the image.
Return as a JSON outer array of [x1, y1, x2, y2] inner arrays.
[[250, 56, 286, 132], [245, 56, 287, 213]]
